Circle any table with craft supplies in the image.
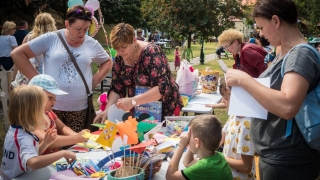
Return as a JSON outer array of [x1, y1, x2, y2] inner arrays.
[[13, 151, 184, 180], [181, 92, 222, 115], [13, 130, 186, 180]]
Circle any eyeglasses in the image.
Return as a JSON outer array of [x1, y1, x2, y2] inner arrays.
[[223, 40, 234, 49], [137, 32, 142, 34]]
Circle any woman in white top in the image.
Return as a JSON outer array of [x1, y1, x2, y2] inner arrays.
[[11, 6, 113, 132], [0, 21, 17, 70]]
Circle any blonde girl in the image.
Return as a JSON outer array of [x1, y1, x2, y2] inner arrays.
[[0, 85, 76, 180], [12, 13, 57, 88], [0, 21, 17, 71]]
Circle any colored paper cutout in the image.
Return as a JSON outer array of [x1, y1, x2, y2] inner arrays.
[[81, 131, 99, 142], [91, 124, 106, 128], [129, 139, 157, 154], [144, 121, 165, 141], [137, 122, 157, 141], [95, 121, 117, 148], [116, 116, 138, 144]]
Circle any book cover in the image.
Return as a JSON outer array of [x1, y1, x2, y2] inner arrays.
[[134, 86, 162, 121]]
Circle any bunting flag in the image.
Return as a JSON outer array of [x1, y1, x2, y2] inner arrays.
[[129, 139, 157, 154]]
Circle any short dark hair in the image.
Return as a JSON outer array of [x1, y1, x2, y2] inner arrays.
[[189, 115, 222, 152], [253, 30, 270, 47], [66, 5, 92, 25], [252, 0, 298, 25], [19, 21, 28, 27]]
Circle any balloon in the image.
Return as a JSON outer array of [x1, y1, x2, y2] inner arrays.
[[68, 0, 83, 8], [85, 0, 100, 11], [88, 16, 100, 37], [84, 5, 94, 15]]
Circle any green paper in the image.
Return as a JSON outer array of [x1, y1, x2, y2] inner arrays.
[[137, 122, 157, 141], [91, 124, 106, 128]]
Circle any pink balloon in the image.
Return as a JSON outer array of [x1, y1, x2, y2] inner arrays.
[[84, 5, 94, 15], [85, 0, 99, 11]]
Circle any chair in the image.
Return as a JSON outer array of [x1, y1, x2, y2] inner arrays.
[[163, 43, 172, 53]]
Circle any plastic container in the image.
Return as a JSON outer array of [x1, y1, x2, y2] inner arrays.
[[107, 166, 145, 180], [165, 116, 195, 135]]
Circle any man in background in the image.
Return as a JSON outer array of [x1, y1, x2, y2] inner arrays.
[[13, 21, 29, 46]]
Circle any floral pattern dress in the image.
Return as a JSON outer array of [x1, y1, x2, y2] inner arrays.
[[109, 44, 183, 121]]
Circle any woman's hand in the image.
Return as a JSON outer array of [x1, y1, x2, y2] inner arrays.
[[93, 109, 108, 124], [116, 97, 134, 111], [225, 69, 251, 87]]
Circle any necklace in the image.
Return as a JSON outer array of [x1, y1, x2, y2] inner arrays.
[[289, 36, 303, 47], [273, 36, 303, 65]]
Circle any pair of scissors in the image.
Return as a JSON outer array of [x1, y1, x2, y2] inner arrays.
[[91, 171, 105, 178], [57, 163, 68, 171]]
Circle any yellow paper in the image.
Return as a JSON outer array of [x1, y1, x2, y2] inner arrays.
[[95, 121, 117, 148]]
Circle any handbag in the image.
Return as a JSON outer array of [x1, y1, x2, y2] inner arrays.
[[57, 31, 97, 131]]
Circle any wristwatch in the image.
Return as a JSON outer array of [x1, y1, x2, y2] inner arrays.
[[131, 97, 137, 106]]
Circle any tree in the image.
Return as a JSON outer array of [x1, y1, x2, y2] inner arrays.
[[101, 0, 143, 27], [141, 0, 242, 63], [294, 0, 320, 36]]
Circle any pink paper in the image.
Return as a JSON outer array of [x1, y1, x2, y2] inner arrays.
[[50, 170, 100, 180]]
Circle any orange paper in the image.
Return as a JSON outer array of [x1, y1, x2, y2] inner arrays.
[[129, 139, 157, 153], [116, 116, 138, 144]]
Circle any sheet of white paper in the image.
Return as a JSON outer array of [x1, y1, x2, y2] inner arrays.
[[111, 136, 123, 152], [123, 134, 128, 145], [188, 93, 222, 105], [144, 121, 165, 141], [108, 104, 126, 123], [155, 140, 179, 151], [218, 60, 229, 73], [228, 77, 270, 119]]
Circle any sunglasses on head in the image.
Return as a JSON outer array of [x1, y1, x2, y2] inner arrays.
[[71, 8, 92, 19]]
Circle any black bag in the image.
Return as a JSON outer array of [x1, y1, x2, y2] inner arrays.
[[57, 31, 97, 131], [86, 94, 98, 131]]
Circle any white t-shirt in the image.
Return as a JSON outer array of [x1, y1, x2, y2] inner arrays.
[[28, 29, 110, 111], [0, 126, 39, 179], [222, 115, 255, 180], [0, 36, 17, 57]]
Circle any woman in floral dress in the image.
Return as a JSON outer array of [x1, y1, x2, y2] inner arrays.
[[94, 23, 183, 123]]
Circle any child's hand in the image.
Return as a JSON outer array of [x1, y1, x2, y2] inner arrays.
[[62, 150, 76, 164], [179, 130, 190, 148], [77, 129, 90, 142], [205, 104, 213, 107], [43, 125, 57, 146]]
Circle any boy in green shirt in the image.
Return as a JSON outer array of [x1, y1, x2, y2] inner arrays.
[[166, 114, 233, 180]]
